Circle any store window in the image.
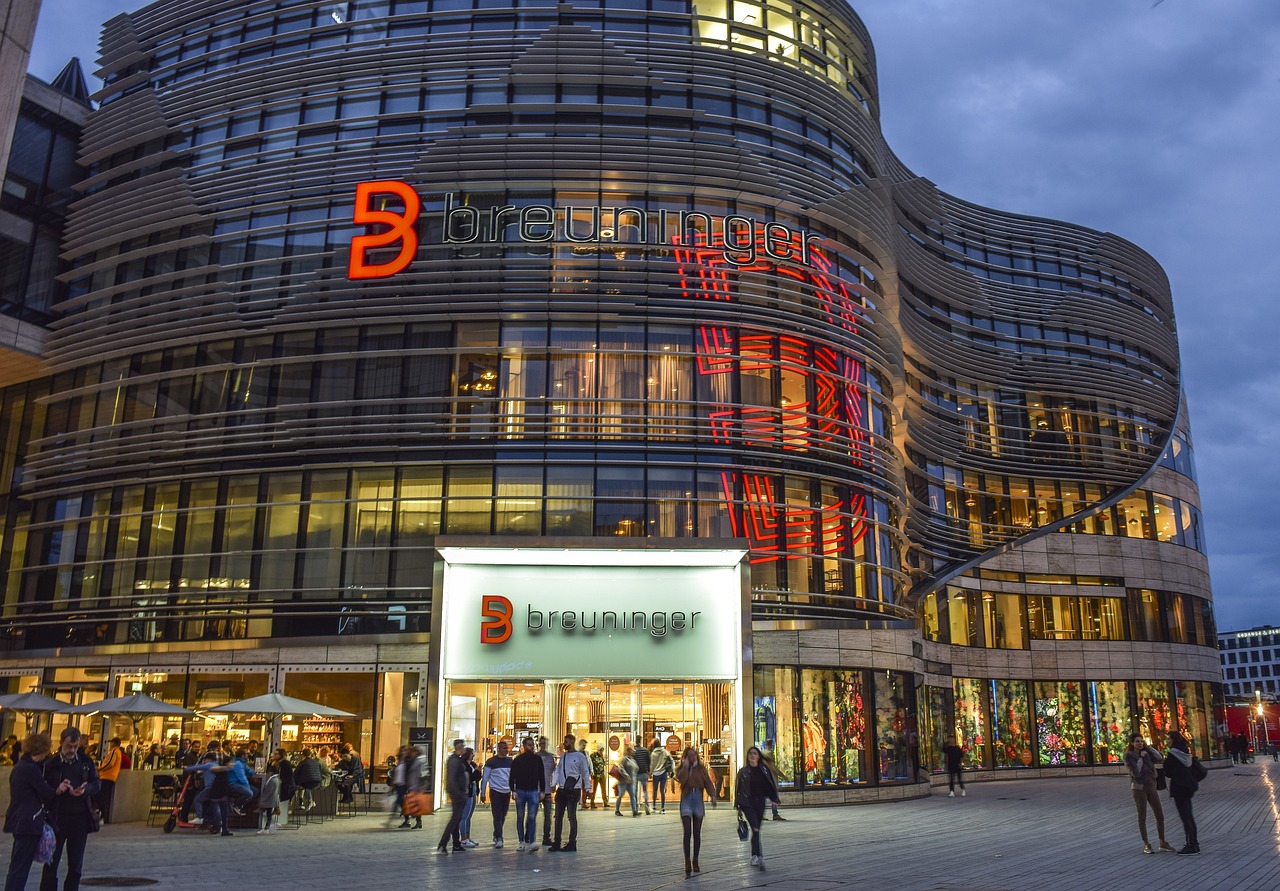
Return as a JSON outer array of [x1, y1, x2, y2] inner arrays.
[[753, 665, 798, 787], [1089, 680, 1130, 763], [282, 671, 376, 760], [873, 671, 915, 782], [953, 678, 986, 769], [798, 668, 867, 785], [1136, 680, 1174, 745], [1175, 680, 1210, 757], [982, 592, 1026, 649], [989, 679, 1030, 769], [922, 684, 953, 773], [1034, 681, 1085, 765]]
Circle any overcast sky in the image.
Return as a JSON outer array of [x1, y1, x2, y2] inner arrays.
[[27, 0, 1280, 633]]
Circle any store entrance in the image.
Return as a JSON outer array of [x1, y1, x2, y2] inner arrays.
[[444, 678, 734, 799]]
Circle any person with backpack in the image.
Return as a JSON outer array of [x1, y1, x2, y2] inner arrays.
[[648, 738, 671, 815], [1123, 733, 1173, 854], [1164, 730, 1206, 854]]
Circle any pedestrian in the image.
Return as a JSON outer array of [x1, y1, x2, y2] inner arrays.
[[1123, 732, 1173, 854], [268, 748, 295, 829], [536, 737, 556, 845], [588, 744, 608, 810], [510, 737, 546, 852], [735, 745, 779, 870], [41, 727, 101, 890], [942, 736, 965, 797], [481, 740, 514, 848], [398, 745, 424, 830], [94, 738, 123, 824], [458, 747, 481, 847], [614, 745, 639, 817], [549, 733, 591, 853], [255, 772, 280, 834], [574, 739, 591, 815], [633, 738, 652, 815], [387, 747, 407, 827], [4, 733, 57, 891], [202, 754, 235, 837], [1164, 730, 1203, 855], [676, 745, 717, 876], [435, 739, 469, 854], [648, 738, 671, 815]]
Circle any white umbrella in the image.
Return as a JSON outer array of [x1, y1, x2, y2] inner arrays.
[[68, 693, 195, 741], [0, 691, 73, 735], [206, 693, 356, 752]]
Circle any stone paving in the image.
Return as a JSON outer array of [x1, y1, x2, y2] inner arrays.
[[43, 760, 1280, 891]]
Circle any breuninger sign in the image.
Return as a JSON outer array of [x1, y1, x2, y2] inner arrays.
[[347, 180, 823, 279]]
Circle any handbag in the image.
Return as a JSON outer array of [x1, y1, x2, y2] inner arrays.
[[35, 822, 56, 865], [736, 810, 749, 841], [402, 791, 430, 816], [1155, 767, 1167, 791], [608, 765, 621, 780]]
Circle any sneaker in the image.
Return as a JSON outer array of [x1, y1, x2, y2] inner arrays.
[[221, 831, 233, 837], [961, 789, 966, 797], [494, 838, 504, 849], [1177, 845, 1199, 855], [463, 839, 478, 848], [547, 845, 562, 853], [268, 822, 281, 833], [255, 828, 269, 835], [751, 855, 761, 866], [527, 843, 539, 853], [1143, 843, 1154, 854], [517, 843, 526, 852], [772, 814, 787, 821], [561, 845, 577, 852], [948, 791, 954, 798], [1159, 841, 1175, 852], [435, 846, 449, 855], [190, 818, 204, 825], [451, 845, 468, 853], [231, 806, 245, 816]]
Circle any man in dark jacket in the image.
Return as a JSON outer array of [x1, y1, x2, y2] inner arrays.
[[5, 733, 59, 891], [510, 737, 546, 852], [632, 741, 651, 815], [436, 739, 469, 854], [42, 727, 101, 891]]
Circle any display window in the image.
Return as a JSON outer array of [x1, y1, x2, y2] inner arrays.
[[1034, 681, 1086, 765], [989, 679, 1031, 768], [953, 678, 987, 769], [1088, 680, 1130, 763]]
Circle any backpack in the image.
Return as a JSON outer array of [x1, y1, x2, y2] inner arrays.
[[1190, 756, 1208, 782]]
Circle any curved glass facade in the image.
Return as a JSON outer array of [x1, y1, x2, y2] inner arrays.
[[0, 0, 1222, 789]]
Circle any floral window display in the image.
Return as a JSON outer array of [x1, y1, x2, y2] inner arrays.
[[1034, 681, 1086, 765], [1136, 680, 1174, 744], [953, 678, 987, 769], [874, 671, 916, 782], [1175, 680, 1209, 756], [1088, 680, 1131, 763], [989, 679, 1031, 768], [923, 684, 953, 772], [799, 668, 867, 785]]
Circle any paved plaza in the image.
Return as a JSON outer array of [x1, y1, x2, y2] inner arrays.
[[52, 761, 1280, 891]]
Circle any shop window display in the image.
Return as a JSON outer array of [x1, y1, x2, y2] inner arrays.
[[1175, 681, 1210, 756], [753, 665, 798, 787], [799, 668, 866, 785], [1136, 680, 1174, 746], [923, 684, 953, 772], [1088, 680, 1130, 763], [873, 671, 915, 782], [989, 679, 1031, 768], [953, 678, 986, 769], [1034, 681, 1085, 765]]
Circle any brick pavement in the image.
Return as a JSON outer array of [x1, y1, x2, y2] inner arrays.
[[41, 760, 1280, 891]]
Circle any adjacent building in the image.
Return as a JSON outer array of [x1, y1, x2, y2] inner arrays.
[[0, 0, 1221, 802]]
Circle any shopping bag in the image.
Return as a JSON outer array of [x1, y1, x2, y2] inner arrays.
[[35, 823, 56, 865], [402, 791, 430, 816]]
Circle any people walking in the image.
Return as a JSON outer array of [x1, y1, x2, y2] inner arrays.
[[588, 745, 608, 810], [510, 737, 546, 852], [633, 739, 652, 815], [676, 746, 717, 876], [648, 738, 671, 814], [457, 747, 481, 847], [549, 733, 591, 852], [1164, 731, 1202, 854], [94, 739, 123, 825], [480, 741, 513, 848], [436, 739, 469, 854], [942, 737, 965, 797], [398, 745, 424, 830], [614, 745, 639, 817], [1123, 733, 1173, 854], [4, 733, 57, 891], [536, 738, 556, 846], [735, 745, 780, 870], [41, 727, 101, 890]]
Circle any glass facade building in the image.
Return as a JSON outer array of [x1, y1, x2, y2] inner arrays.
[[0, 0, 1221, 800]]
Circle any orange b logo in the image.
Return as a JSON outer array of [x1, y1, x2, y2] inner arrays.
[[480, 595, 513, 645], [348, 180, 421, 280]]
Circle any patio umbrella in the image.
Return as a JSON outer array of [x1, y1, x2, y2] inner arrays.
[[0, 691, 73, 735], [206, 693, 356, 752], [68, 693, 195, 741]]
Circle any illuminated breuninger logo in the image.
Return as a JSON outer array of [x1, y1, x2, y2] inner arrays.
[[479, 595, 513, 645], [347, 181, 823, 279]]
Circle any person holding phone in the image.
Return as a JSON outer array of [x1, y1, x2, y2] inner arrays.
[[42, 727, 101, 891]]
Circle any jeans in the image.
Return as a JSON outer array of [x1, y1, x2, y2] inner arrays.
[[206, 799, 229, 834], [1131, 782, 1166, 844], [490, 792, 511, 840], [4, 835, 40, 891], [635, 772, 649, 809], [742, 797, 766, 857], [228, 783, 252, 810], [1173, 795, 1198, 848], [460, 795, 476, 837], [615, 781, 637, 814], [652, 773, 667, 811], [552, 788, 581, 847], [514, 790, 540, 844], [40, 828, 88, 891]]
